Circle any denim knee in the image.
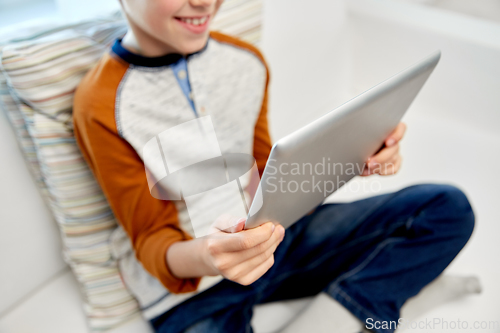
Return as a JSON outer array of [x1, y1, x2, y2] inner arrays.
[[424, 184, 475, 243]]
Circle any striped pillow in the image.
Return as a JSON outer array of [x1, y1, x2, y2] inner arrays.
[[212, 0, 263, 44], [0, 1, 262, 331], [1, 20, 141, 331], [0, 72, 46, 191], [18, 103, 141, 329]]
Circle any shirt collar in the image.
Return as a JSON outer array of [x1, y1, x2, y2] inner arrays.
[[111, 38, 209, 67]]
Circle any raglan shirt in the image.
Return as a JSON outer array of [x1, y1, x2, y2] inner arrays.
[[73, 31, 272, 306]]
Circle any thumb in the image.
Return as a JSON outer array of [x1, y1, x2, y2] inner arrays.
[[226, 218, 246, 233]]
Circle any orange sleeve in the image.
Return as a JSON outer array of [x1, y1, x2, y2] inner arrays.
[[210, 32, 273, 176], [73, 53, 200, 293], [253, 71, 272, 176]]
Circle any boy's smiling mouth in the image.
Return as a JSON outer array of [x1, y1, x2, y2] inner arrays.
[[174, 15, 210, 34]]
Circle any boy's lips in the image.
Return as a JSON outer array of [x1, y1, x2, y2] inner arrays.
[[174, 15, 210, 34]]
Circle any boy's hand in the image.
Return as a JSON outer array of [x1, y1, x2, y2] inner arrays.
[[362, 122, 406, 176], [201, 220, 285, 286]]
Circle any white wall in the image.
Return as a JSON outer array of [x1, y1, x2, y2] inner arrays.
[[262, 0, 500, 140], [0, 0, 120, 29], [55, 0, 120, 22], [261, 0, 351, 141], [347, 0, 500, 136]]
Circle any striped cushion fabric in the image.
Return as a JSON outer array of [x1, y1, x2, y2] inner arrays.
[[212, 0, 263, 44], [2, 24, 125, 124], [0, 19, 120, 174], [1, 20, 140, 331], [0, 2, 262, 331], [18, 103, 140, 330], [0, 72, 46, 191]]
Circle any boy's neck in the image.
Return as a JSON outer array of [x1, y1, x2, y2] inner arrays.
[[121, 27, 182, 57]]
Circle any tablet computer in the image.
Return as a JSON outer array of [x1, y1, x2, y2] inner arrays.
[[245, 51, 441, 230]]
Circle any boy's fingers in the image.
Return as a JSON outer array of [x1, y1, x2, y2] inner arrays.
[[227, 225, 284, 265], [223, 218, 246, 233], [386, 122, 406, 147], [236, 255, 275, 286], [231, 236, 280, 279], [369, 144, 399, 168], [379, 155, 402, 175], [219, 222, 275, 252], [212, 216, 246, 233], [361, 167, 371, 176]]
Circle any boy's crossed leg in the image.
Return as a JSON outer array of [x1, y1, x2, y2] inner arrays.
[[151, 183, 474, 333]]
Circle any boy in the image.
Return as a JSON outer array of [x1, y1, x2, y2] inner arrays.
[[73, 0, 475, 332]]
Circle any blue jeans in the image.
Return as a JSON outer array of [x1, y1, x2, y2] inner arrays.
[[151, 184, 474, 333]]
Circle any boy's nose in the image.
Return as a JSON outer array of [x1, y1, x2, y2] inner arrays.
[[189, 0, 217, 7]]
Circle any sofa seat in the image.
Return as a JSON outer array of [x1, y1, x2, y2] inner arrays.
[[0, 265, 482, 333], [0, 269, 315, 333]]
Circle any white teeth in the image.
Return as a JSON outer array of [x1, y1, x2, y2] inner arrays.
[[180, 16, 208, 26]]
